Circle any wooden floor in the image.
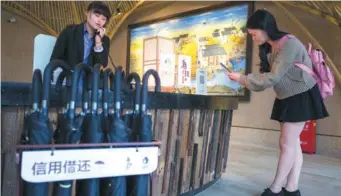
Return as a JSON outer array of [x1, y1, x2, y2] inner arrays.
[[197, 142, 341, 196]]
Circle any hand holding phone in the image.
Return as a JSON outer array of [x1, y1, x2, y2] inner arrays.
[[95, 27, 106, 43]]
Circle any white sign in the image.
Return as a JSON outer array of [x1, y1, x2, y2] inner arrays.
[[21, 147, 159, 183], [177, 55, 191, 87], [196, 68, 207, 95], [159, 53, 175, 87], [33, 34, 63, 84]]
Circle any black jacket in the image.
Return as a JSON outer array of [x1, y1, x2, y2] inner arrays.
[[50, 22, 110, 69]]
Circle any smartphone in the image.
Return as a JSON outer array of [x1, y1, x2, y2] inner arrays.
[[220, 63, 232, 73]]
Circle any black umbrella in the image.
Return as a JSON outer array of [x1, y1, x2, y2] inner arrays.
[[76, 63, 104, 196], [135, 69, 161, 196], [101, 66, 130, 196], [122, 72, 141, 196], [82, 70, 92, 114], [53, 70, 72, 145], [101, 68, 113, 150], [51, 70, 70, 196], [102, 68, 114, 117], [52, 63, 92, 196], [21, 69, 45, 195], [22, 59, 71, 196], [99, 68, 113, 195], [41, 60, 71, 116], [123, 72, 141, 141]]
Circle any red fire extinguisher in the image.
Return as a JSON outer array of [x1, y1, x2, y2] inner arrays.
[[300, 120, 316, 154]]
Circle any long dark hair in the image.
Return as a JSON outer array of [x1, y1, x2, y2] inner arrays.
[[246, 9, 287, 73]]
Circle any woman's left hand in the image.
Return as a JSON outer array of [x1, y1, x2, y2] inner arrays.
[[226, 72, 241, 82]]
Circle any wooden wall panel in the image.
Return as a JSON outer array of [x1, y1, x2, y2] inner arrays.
[[2, 107, 25, 196], [151, 109, 170, 196], [162, 110, 179, 196]]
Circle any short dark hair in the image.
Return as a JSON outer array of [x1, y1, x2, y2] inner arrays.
[[87, 1, 112, 20]]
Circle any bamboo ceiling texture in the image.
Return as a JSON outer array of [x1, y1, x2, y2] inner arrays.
[[1, 1, 340, 38], [1, 1, 341, 82], [282, 1, 341, 28], [1, 1, 144, 39]]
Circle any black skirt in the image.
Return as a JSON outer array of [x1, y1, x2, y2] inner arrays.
[[270, 84, 329, 122]]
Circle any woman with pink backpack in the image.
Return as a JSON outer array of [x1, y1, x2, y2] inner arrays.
[[227, 9, 330, 196]]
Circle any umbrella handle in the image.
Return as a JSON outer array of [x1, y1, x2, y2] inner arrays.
[[91, 64, 104, 113], [42, 59, 71, 115], [55, 70, 71, 109], [69, 63, 92, 118], [109, 73, 115, 91], [126, 72, 141, 112], [55, 71, 69, 93], [115, 66, 123, 117], [103, 68, 113, 116], [141, 69, 161, 113], [121, 70, 126, 88], [32, 69, 43, 111]]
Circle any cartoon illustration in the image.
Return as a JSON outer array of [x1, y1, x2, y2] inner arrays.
[[129, 4, 250, 96]]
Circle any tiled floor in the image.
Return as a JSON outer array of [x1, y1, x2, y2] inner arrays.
[[197, 142, 341, 196]]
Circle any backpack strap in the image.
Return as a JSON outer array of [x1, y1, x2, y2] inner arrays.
[[278, 35, 318, 80], [295, 63, 317, 79]]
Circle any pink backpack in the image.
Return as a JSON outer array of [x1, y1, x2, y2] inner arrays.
[[279, 34, 335, 100]]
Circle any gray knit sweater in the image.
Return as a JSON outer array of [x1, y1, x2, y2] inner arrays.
[[239, 36, 316, 99]]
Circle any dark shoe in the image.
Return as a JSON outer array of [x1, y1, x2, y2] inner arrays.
[[282, 187, 301, 196], [261, 188, 284, 196]]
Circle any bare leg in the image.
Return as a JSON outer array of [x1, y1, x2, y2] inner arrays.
[[269, 122, 305, 193], [285, 138, 303, 191]]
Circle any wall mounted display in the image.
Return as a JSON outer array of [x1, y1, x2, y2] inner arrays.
[[127, 2, 254, 101]]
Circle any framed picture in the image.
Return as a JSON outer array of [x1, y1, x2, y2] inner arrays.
[[127, 1, 254, 101]]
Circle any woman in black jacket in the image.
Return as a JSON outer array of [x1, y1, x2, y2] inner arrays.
[[50, 1, 111, 69]]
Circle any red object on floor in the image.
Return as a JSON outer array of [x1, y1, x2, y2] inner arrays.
[[300, 120, 316, 154]]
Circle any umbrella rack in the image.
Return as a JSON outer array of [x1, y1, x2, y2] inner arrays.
[[15, 60, 163, 196]]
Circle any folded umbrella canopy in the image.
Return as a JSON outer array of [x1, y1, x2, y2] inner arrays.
[[52, 63, 92, 196], [123, 72, 141, 141], [122, 72, 141, 196], [102, 68, 114, 141], [102, 68, 114, 118], [82, 70, 92, 114], [53, 69, 72, 145], [101, 66, 130, 196], [99, 68, 112, 195], [21, 69, 44, 195], [132, 69, 161, 196], [23, 59, 71, 196], [52, 70, 70, 196], [55, 70, 71, 111], [76, 63, 104, 196]]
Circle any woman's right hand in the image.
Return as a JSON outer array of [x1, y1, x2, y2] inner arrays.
[[227, 72, 241, 82]]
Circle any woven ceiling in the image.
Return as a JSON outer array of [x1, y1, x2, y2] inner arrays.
[[1, 1, 340, 81], [282, 1, 341, 28], [1, 1, 341, 39], [1, 1, 144, 39], [1, 1, 340, 39]]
